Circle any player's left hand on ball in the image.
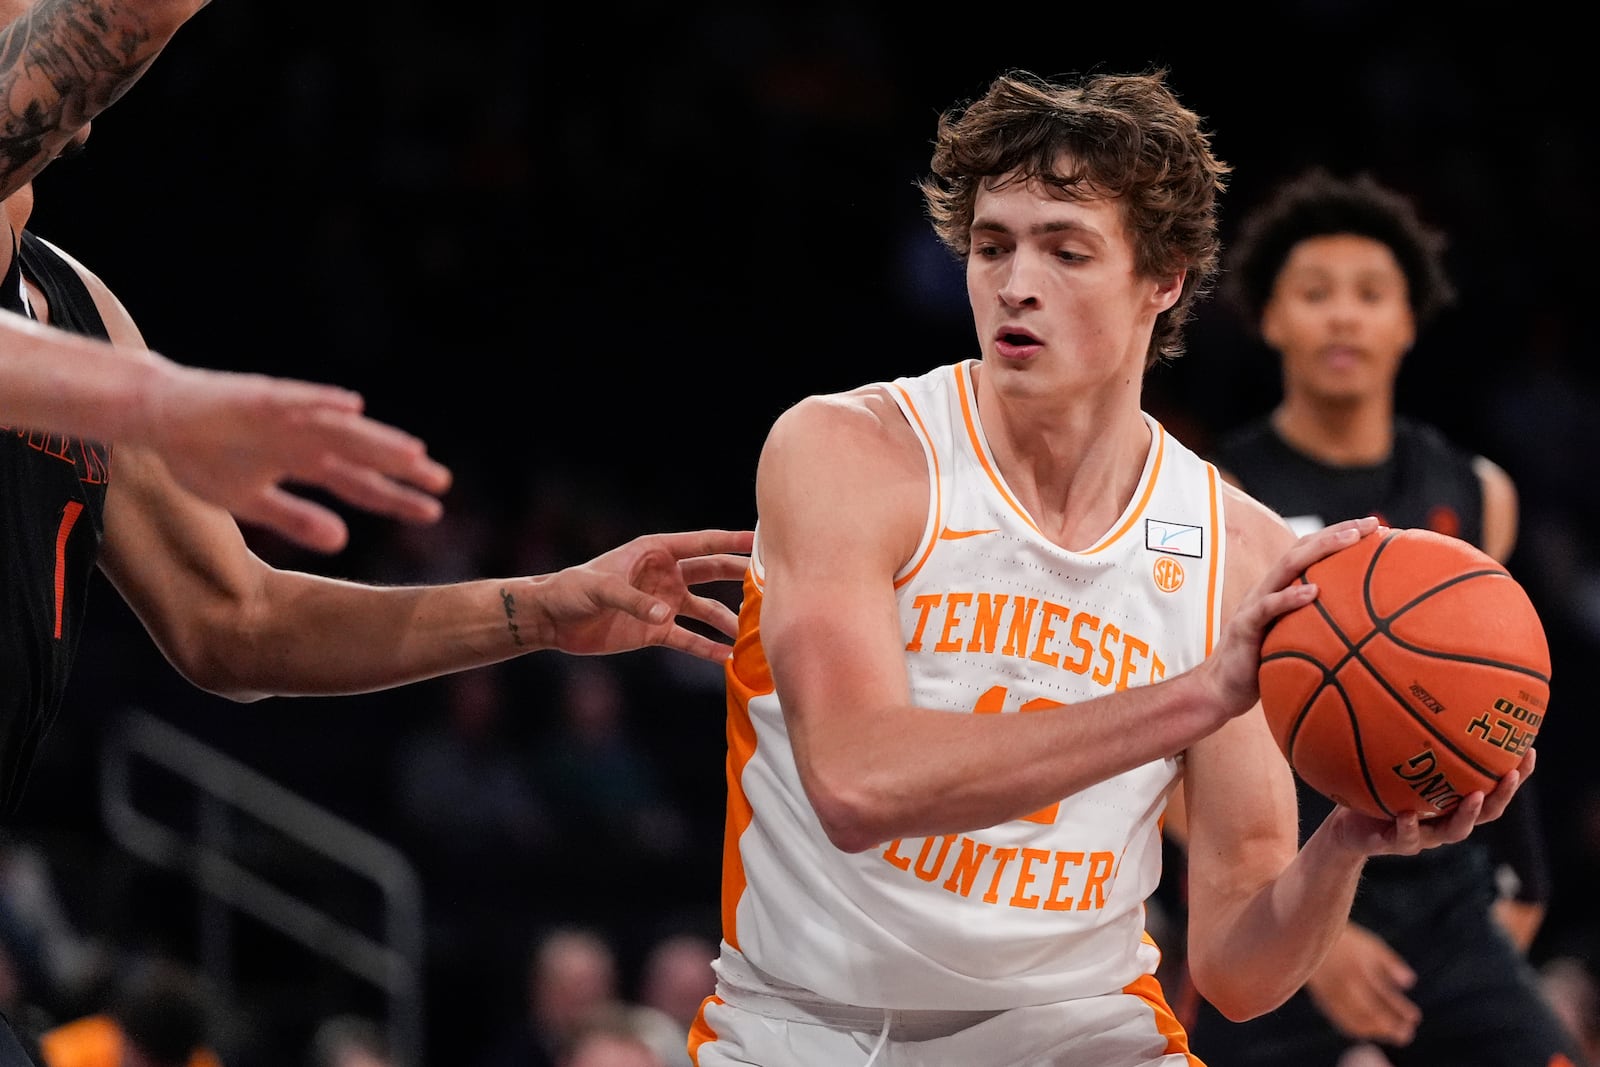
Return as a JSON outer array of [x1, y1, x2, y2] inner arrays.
[[1329, 747, 1535, 857]]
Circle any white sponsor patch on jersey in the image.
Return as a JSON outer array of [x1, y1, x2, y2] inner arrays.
[[1145, 518, 1204, 558]]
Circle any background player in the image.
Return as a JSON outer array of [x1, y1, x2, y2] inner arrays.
[[1166, 167, 1583, 1067]]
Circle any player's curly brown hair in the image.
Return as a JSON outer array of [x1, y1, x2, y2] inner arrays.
[[919, 68, 1231, 368]]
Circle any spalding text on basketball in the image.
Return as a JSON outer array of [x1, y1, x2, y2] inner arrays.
[[1390, 748, 1465, 813]]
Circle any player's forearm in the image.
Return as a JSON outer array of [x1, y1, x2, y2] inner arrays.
[[0, 0, 211, 199], [192, 575, 544, 701], [801, 668, 1228, 852], [1187, 818, 1369, 1021], [0, 311, 169, 438]]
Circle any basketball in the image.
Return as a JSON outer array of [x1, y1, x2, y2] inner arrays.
[[1258, 527, 1550, 821]]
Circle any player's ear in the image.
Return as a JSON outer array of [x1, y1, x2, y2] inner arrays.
[[1151, 269, 1185, 314], [1258, 303, 1284, 351], [1398, 316, 1417, 357]]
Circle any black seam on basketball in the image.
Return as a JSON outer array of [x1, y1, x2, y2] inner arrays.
[[1275, 649, 1327, 763], [1279, 659, 1394, 819], [1346, 560, 1513, 780], [1360, 570, 1549, 683]]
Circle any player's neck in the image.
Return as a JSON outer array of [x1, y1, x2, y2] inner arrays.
[[986, 404, 1152, 550], [1270, 395, 1393, 466]]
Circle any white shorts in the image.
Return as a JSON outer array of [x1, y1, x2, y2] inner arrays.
[[689, 957, 1202, 1067]]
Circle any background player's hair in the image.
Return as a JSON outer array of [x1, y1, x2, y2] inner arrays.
[[1223, 167, 1457, 335], [918, 68, 1232, 367]]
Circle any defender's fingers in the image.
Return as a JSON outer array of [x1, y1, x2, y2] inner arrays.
[[312, 457, 447, 524], [679, 552, 754, 586], [675, 592, 741, 640], [653, 529, 756, 559], [240, 489, 350, 555]]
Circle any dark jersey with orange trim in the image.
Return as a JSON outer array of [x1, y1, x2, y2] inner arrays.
[[1214, 415, 1483, 545], [1184, 416, 1580, 1067], [0, 230, 112, 822]]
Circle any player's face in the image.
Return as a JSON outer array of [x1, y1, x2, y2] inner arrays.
[[1259, 233, 1416, 405], [965, 166, 1181, 400]]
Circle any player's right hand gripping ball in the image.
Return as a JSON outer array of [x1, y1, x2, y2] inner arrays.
[[1258, 527, 1549, 820]]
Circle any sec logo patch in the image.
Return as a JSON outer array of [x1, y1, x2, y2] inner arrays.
[[1153, 556, 1185, 593]]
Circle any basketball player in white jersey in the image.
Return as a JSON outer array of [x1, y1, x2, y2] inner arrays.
[[690, 69, 1533, 1067]]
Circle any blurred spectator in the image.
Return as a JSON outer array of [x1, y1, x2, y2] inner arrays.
[[531, 661, 688, 868], [0, 834, 113, 1020], [37, 956, 222, 1067], [1542, 957, 1600, 1066], [558, 1002, 667, 1067], [477, 926, 619, 1067], [306, 1014, 394, 1067], [391, 667, 551, 868], [637, 933, 716, 1040], [390, 667, 553, 1062]]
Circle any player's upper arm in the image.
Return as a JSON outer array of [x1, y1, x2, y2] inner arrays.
[[56, 247, 273, 690], [755, 386, 928, 831], [1474, 454, 1519, 564], [1180, 484, 1303, 917]]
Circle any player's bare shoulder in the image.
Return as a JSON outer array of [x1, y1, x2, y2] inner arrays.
[[756, 383, 928, 565], [760, 383, 924, 482], [1219, 479, 1299, 611]]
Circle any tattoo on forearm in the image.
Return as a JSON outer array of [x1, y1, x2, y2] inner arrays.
[[0, 0, 162, 191], [500, 587, 524, 647]]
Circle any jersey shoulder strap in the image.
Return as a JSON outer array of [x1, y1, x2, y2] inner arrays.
[[18, 230, 111, 341]]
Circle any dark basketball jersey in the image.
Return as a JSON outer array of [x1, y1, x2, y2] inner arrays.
[[1212, 414, 1546, 906], [1214, 415, 1484, 545], [0, 230, 112, 822], [1184, 416, 1580, 1067]]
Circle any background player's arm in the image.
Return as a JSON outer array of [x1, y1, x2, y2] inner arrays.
[[0, 0, 211, 200], [1475, 455, 1518, 567]]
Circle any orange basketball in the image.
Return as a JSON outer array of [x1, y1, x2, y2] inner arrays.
[[1258, 527, 1550, 820]]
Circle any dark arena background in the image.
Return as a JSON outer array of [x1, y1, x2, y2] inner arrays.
[[7, 5, 1598, 1066]]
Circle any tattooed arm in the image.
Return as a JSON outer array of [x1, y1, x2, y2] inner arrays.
[[0, 0, 211, 200]]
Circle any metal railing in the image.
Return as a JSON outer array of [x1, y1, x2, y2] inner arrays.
[[99, 707, 425, 1066]]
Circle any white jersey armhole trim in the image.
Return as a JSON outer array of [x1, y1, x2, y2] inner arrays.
[[888, 381, 941, 586]]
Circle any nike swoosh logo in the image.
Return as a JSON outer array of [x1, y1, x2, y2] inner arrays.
[[940, 527, 999, 540]]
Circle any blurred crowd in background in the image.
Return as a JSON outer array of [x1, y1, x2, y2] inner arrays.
[[2, 4, 1598, 1066]]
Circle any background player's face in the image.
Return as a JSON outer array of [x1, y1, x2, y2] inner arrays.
[[1258, 233, 1416, 406]]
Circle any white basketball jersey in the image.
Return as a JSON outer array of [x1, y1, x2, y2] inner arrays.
[[721, 359, 1226, 1011]]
